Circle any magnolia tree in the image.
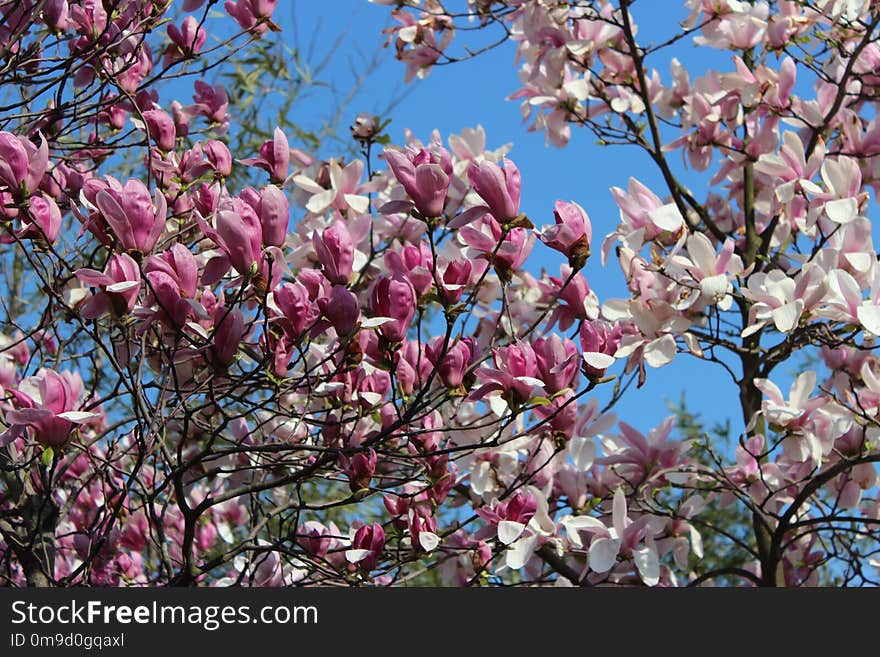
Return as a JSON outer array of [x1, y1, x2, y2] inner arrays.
[[1, 0, 879, 588]]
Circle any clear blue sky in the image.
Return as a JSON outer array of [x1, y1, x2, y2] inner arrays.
[[276, 1, 773, 437]]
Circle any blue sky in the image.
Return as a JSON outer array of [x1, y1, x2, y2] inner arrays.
[[276, 1, 769, 437]]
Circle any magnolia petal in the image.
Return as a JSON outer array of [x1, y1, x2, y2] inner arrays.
[[583, 352, 615, 370], [771, 300, 803, 333], [105, 280, 140, 293], [497, 520, 526, 546], [568, 435, 596, 471], [378, 200, 414, 215], [504, 534, 538, 570], [360, 317, 396, 328], [643, 334, 676, 368], [648, 203, 684, 232], [418, 531, 440, 552], [344, 549, 370, 564], [633, 546, 660, 587], [56, 411, 98, 423], [824, 198, 858, 224], [857, 304, 880, 336], [588, 537, 621, 573]]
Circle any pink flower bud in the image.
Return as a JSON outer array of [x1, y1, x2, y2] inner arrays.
[[383, 144, 452, 217], [317, 285, 360, 337], [274, 281, 316, 337], [426, 337, 473, 389], [95, 178, 167, 255], [538, 200, 593, 269], [203, 140, 232, 177], [210, 306, 246, 367], [75, 253, 142, 319], [206, 208, 263, 276], [314, 220, 354, 285], [259, 184, 289, 247], [467, 157, 521, 222], [533, 335, 579, 394], [142, 110, 176, 152], [19, 194, 61, 243], [348, 522, 385, 572], [0, 131, 48, 196], [351, 112, 378, 140], [340, 448, 377, 493], [369, 273, 416, 344]]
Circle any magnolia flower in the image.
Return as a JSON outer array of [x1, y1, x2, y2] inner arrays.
[[95, 177, 167, 255], [561, 487, 660, 586], [450, 157, 522, 228], [382, 141, 453, 217], [537, 200, 593, 270], [75, 253, 142, 319], [1, 369, 96, 447]]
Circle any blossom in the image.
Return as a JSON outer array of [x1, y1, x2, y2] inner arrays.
[[537, 200, 593, 270], [95, 177, 167, 255], [382, 139, 453, 217], [1, 369, 96, 447]]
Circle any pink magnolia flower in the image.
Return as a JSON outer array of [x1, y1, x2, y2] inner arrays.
[[0, 131, 48, 196], [164, 16, 207, 67], [476, 490, 537, 546], [460, 217, 534, 280], [561, 487, 660, 586], [225, 0, 279, 35], [382, 140, 453, 217], [346, 523, 386, 572], [271, 281, 318, 338], [537, 200, 593, 269], [369, 273, 416, 344], [533, 335, 579, 394], [452, 157, 522, 227], [1, 369, 96, 447], [339, 448, 378, 493], [313, 220, 354, 285], [317, 285, 360, 337], [469, 342, 545, 408], [425, 337, 474, 389], [293, 158, 370, 215], [436, 257, 476, 305], [189, 80, 229, 132], [16, 194, 61, 243], [580, 319, 622, 379], [197, 207, 263, 278], [387, 8, 453, 83], [75, 253, 142, 319], [95, 177, 167, 255], [144, 244, 198, 300], [209, 306, 247, 368], [240, 127, 289, 183], [141, 110, 176, 152], [384, 242, 434, 297], [598, 416, 689, 488]]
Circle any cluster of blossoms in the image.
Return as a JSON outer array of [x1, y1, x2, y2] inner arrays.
[[0, 0, 878, 588]]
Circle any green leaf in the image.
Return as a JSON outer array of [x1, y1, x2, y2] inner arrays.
[[42, 447, 54, 467]]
